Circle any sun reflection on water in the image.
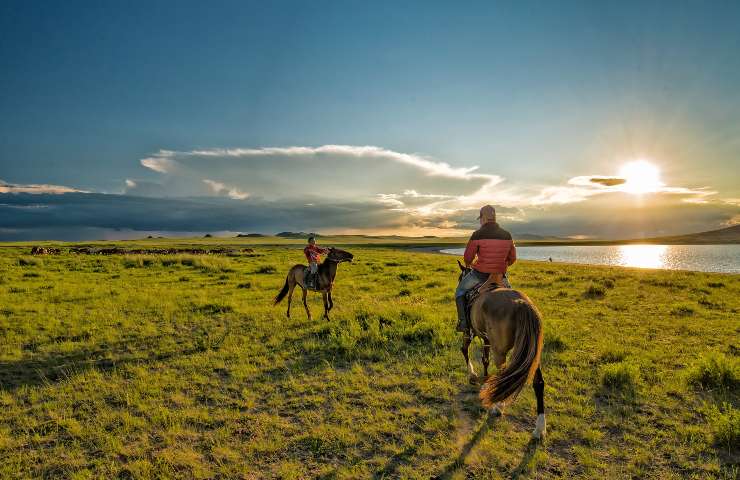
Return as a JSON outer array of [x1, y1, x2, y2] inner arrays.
[[618, 245, 667, 269]]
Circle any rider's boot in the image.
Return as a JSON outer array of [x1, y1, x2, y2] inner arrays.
[[455, 295, 468, 332]]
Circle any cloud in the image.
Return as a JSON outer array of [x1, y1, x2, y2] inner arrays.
[[588, 177, 626, 187], [140, 152, 177, 173], [2, 190, 736, 241], [138, 145, 506, 204], [0, 179, 86, 194], [123, 179, 167, 197], [202, 179, 249, 200], [531, 174, 717, 205]]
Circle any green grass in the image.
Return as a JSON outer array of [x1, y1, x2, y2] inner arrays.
[[0, 244, 738, 478]]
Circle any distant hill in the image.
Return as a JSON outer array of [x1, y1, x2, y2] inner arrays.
[[513, 233, 568, 241], [636, 225, 740, 244], [275, 232, 321, 238]]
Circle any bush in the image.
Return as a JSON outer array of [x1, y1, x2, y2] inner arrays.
[[687, 352, 739, 392], [671, 305, 695, 317], [544, 331, 567, 353], [237, 282, 252, 289], [600, 361, 641, 396], [599, 348, 628, 364], [398, 273, 420, 282], [17, 257, 42, 267], [706, 403, 740, 449], [256, 265, 277, 274], [123, 256, 155, 268], [707, 282, 725, 288], [193, 303, 234, 315], [583, 284, 606, 299], [398, 288, 411, 297]]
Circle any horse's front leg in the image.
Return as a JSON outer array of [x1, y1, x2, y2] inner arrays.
[[461, 334, 478, 384], [302, 288, 312, 320], [322, 291, 330, 320]]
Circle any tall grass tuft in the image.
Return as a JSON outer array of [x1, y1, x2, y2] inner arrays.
[[583, 283, 606, 299], [687, 352, 739, 392], [17, 257, 42, 267], [705, 403, 740, 450], [600, 361, 641, 397]]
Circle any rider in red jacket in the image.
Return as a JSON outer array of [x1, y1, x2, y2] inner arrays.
[[304, 236, 328, 289], [455, 205, 516, 332]]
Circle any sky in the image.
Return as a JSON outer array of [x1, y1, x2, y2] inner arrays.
[[1, 0, 739, 240]]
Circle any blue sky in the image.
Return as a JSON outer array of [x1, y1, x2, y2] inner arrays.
[[1, 1, 739, 240]]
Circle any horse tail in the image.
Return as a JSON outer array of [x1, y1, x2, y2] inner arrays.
[[480, 299, 543, 408], [273, 276, 291, 305]]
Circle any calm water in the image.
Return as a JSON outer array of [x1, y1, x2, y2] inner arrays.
[[440, 244, 740, 274]]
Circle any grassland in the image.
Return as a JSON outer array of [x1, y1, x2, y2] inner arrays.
[[0, 244, 738, 479]]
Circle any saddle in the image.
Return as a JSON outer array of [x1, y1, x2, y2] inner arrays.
[[304, 270, 321, 291], [464, 280, 504, 329]]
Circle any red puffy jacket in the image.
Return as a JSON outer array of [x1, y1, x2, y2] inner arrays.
[[463, 222, 516, 274]]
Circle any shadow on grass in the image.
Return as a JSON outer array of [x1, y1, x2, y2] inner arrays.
[[372, 444, 420, 480], [0, 332, 227, 391], [509, 438, 541, 479], [433, 413, 500, 479]]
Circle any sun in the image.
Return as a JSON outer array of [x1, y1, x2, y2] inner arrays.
[[618, 160, 663, 194]]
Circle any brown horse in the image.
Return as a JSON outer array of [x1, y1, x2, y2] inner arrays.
[[457, 261, 546, 439], [273, 247, 353, 320]]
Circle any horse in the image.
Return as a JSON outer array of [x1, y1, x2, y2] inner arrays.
[[456, 261, 546, 439], [273, 247, 354, 321]]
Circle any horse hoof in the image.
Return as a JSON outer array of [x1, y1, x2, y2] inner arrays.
[[490, 404, 504, 417], [468, 374, 479, 385], [532, 414, 546, 440]]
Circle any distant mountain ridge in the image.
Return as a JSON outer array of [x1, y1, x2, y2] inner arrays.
[[636, 224, 739, 244]]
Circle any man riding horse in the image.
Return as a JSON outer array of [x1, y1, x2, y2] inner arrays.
[[455, 204, 516, 333], [454, 205, 546, 439]]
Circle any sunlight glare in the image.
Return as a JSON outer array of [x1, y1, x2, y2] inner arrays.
[[618, 160, 663, 194], [618, 244, 667, 269]]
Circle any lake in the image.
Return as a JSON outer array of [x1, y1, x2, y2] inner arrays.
[[439, 244, 740, 274]]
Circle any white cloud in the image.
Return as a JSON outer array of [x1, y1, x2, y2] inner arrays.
[[140, 151, 177, 173], [0, 179, 85, 194], [203, 179, 249, 200], [531, 175, 717, 205]]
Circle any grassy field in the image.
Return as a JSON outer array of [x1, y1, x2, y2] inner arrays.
[[0, 244, 738, 479]]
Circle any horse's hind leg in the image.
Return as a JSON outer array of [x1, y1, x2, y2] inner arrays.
[[302, 288, 312, 320], [532, 367, 546, 439], [461, 334, 478, 384], [327, 291, 334, 311], [489, 350, 507, 416], [286, 279, 296, 318], [482, 340, 490, 379]]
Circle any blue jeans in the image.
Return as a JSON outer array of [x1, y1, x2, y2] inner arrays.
[[455, 269, 491, 299]]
